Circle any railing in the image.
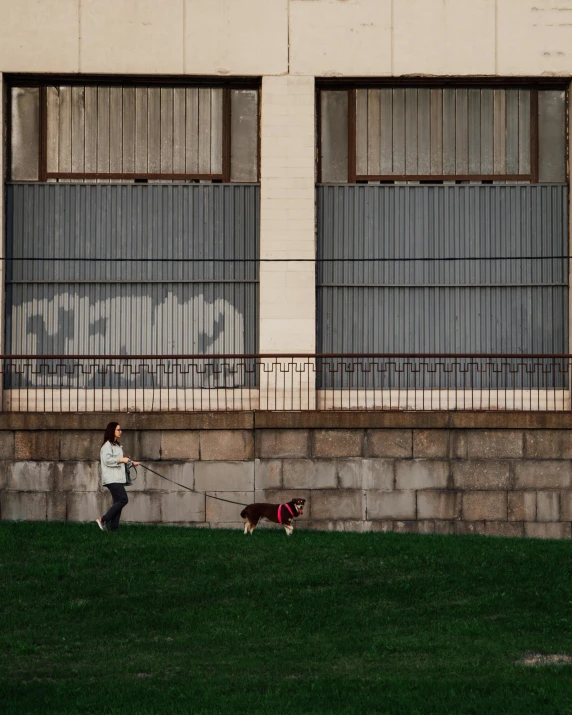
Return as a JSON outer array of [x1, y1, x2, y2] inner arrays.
[[1, 354, 571, 413]]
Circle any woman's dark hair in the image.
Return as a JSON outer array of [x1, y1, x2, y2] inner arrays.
[[102, 422, 120, 446]]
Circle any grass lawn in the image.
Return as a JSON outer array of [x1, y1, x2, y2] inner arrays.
[[1, 522, 572, 714]]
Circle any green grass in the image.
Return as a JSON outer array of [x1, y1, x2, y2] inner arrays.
[[1, 522, 572, 714]]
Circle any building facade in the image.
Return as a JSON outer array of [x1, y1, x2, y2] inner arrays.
[[1, 1, 571, 392], [3, 0, 572, 534]]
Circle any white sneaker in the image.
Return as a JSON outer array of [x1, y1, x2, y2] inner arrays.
[[95, 518, 106, 532]]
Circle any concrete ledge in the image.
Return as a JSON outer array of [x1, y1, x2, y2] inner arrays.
[[5, 411, 572, 431], [255, 412, 572, 430], [0, 412, 255, 431], [255, 412, 451, 429]]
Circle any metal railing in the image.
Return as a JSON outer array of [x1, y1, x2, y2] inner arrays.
[[1, 354, 571, 413]]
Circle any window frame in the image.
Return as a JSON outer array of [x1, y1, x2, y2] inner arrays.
[[317, 78, 569, 185], [6, 75, 261, 183]]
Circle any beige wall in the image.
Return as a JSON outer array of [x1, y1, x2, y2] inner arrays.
[[1, 0, 572, 77], [0, 0, 80, 73], [393, 0, 496, 77], [498, 0, 572, 76], [184, 0, 288, 76], [81, 0, 184, 75], [289, 0, 393, 77]]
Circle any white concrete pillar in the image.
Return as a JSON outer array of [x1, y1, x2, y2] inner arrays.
[[259, 75, 316, 408], [568, 87, 572, 409], [259, 75, 315, 354], [0, 71, 4, 357], [0, 72, 5, 411]]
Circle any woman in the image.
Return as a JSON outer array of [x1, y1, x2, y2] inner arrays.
[[96, 422, 139, 532]]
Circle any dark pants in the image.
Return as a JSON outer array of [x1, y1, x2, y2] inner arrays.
[[102, 483, 129, 531]]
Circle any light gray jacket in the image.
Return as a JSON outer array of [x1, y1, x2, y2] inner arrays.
[[100, 441, 126, 485]]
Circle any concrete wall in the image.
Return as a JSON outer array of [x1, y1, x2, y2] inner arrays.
[[2, 0, 572, 77], [259, 75, 315, 354], [2, 414, 572, 539]]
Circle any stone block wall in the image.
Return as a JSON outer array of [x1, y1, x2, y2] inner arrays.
[[2, 413, 572, 538]]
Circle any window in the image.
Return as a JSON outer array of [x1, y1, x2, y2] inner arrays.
[[319, 84, 567, 184], [316, 81, 569, 365], [9, 80, 259, 183]]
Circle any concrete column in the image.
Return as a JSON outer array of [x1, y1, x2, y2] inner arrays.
[[259, 75, 316, 409], [0, 73, 4, 402], [259, 74, 315, 354], [568, 87, 572, 409], [0, 72, 8, 411]]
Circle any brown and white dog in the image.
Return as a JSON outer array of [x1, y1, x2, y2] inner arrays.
[[240, 498, 306, 536]]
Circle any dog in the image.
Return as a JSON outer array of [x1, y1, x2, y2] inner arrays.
[[240, 498, 306, 536]]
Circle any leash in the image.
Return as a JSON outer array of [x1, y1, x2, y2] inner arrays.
[[135, 463, 250, 507]]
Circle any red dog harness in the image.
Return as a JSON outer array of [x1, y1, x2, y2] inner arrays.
[[277, 503, 294, 524]]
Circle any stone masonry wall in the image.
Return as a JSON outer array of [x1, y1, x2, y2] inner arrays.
[[2, 417, 572, 539]]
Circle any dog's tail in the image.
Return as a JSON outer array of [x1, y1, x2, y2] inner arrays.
[[240, 507, 248, 519]]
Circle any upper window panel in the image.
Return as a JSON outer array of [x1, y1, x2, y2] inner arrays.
[[357, 88, 531, 180], [319, 85, 567, 184], [9, 82, 259, 183], [47, 86, 224, 179]]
